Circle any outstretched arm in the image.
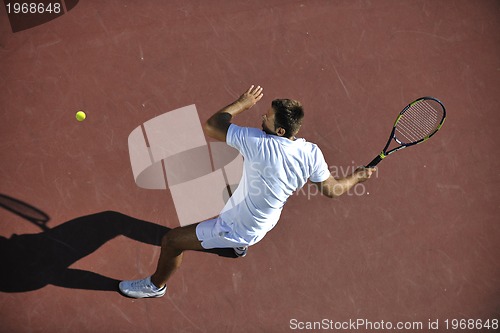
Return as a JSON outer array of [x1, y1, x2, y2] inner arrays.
[[312, 167, 376, 198], [204, 85, 264, 142]]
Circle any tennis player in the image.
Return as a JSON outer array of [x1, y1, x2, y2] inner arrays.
[[119, 85, 375, 298]]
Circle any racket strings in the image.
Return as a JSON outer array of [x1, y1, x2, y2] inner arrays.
[[397, 112, 436, 142], [395, 100, 444, 144], [397, 112, 437, 143]]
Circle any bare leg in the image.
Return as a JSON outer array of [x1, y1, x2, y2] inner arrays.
[[150, 223, 204, 288]]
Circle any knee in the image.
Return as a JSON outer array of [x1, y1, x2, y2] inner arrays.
[[161, 227, 182, 250], [160, 224, 201, 253]]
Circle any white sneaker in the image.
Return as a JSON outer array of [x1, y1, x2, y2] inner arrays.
[[234, 246, 248, 257], [119, 276, 166, 298]]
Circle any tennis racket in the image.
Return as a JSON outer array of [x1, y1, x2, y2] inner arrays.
[[366, 97, 446, 167]]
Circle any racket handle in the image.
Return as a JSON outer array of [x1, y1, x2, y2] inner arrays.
[[366, 155, 383, 168]]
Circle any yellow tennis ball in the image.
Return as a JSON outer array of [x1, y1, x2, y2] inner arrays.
[[76, 111, 86, 121]]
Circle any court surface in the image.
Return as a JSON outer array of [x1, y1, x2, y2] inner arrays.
[[1, 1, 499, 332]]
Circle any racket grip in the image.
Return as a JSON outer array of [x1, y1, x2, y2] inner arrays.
[[366, 155, 383, 168]]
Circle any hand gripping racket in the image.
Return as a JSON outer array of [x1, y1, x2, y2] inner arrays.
[[366, 97, 446, 167]]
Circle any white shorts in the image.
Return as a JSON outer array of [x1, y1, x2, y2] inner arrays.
[[195, 217, 250, 249]]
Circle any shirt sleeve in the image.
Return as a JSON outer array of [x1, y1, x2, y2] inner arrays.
[[226, 124, 264, 159], [309, 146, 331, 182]]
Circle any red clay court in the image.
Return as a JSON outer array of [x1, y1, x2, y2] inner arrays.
[[1, 1, 499, 332]]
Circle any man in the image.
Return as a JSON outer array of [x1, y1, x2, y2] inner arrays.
[[119, 85, 375, 298]]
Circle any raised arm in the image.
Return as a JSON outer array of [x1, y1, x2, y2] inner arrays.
[[204, 85, 264, 142], [312, 167, 376, 198]]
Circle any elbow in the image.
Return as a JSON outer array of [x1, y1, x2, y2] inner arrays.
[[331, 189, 345, 198], [203, 115, 229, 142], [203, 118, 217, 137], [204, 116, 214, 131], [324, 186, 343, 199], [314, 180, 342, 199], [320, 187, 340, 199], [204, 113, 232, 141], [326, 192, 341, 199]]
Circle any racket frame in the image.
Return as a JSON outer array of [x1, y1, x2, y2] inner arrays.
[[366, 97, 446, 167]]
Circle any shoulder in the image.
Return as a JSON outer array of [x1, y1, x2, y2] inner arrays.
[[226, 124, 266, 153], [295, 138, 323, 155], [229, 124, 265, 136], [227, 124, 266, 141]]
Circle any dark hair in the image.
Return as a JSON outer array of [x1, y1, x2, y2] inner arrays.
[[271, 99, 304, 137]]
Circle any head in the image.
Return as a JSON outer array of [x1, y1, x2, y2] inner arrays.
[[262, 99, 304, 138]]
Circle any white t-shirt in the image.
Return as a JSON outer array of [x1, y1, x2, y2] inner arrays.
[[219, 124, 330, 244]]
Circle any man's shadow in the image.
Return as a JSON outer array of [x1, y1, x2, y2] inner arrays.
[[0, 194, 236, 293]]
